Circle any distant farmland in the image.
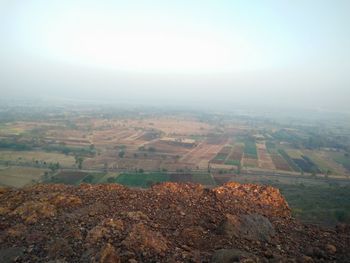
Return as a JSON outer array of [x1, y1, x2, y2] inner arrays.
[[105, 172, 216, 188]]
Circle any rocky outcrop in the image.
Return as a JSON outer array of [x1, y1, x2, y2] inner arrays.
[[0, 182, 349, 262], [220, 213, 275, 242]]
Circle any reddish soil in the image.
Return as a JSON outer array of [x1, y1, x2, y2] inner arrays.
[[0, 182, 349, 262]]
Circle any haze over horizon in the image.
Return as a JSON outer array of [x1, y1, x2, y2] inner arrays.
[[1, 1, 349, 112]]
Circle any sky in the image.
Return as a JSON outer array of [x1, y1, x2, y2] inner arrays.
[[0, 0, 349, 112]]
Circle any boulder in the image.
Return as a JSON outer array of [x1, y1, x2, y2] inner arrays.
[[220, 213, 275, 242]]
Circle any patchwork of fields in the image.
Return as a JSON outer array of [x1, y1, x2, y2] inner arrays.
[[1, 113, 350, 188]]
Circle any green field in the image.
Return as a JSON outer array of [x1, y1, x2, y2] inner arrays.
[[191, 172, 216, 185], [278, 149, 300, 172], [244, 140, 257, 158], [279, 184, 350, 225], [51, 171, 88, 185], [224, 160, 240, 166], [332, 152, 350, 171], [107, 172, 216, 188], [303, 150, 335, 174], [265, 141, 277, 154], [285, 149, 303, 159], [113, 172, 170, 188]]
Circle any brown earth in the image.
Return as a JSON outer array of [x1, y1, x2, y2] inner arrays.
[[0, 182, 349, 262]]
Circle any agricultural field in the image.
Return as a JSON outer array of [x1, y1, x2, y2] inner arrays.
[[0, 104, 350, 189], [331, 152, 350, 172], [106, 171, 216, 188], [181, 142, 225, 169], [243, 139, 257, 158], [256, 142, 275, 170], [305, 150, 349, 177], [0, 150, 75, 167], [1, 103, 350, 229], [211, 146, 232, 164], [225, 144, 244, 166], [51, 171, 88, 185], [282, 149, 317, 173], [270, 154, 292, 171], [110, 172, 170, 188], [0, 166, 45, 187]]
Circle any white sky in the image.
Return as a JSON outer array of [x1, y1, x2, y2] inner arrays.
[[1, 0, 349, 111]]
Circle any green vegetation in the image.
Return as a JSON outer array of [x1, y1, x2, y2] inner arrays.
[[278, 149, 300, 172], [191, 173, 216, 185], [278, 184, 350, 225], [104, 172, 216, 188], [0, 140, 33, 151], [224, 160, 240, 165], [332, 152, 350, 171], [112, 172, 169, 188], [118, 150, 125, 158], [243, 139, 257, 158], [272, 129, 300, 145], [48, 162, 60, 172], [74, 155, 84, 169], [50, 171, 88, 185], [265, 141, 276, 154], [213, 154, 226, 161], [43, 145, 96, 156]]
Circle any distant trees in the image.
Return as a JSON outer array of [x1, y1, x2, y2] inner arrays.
[[148, 147, 156, 152], [44, 145, 96, 156], [0, 140, 32, 151], [74, 155, 84, 169], [118, 150, 125, 158], [49, 162, 60, 172], [138, 146, 145, 151]]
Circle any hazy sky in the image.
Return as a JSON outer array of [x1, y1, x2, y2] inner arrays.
[[1, 1, 349, 111]]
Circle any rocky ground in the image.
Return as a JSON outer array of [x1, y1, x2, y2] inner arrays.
[[0, 182, 349, 262]]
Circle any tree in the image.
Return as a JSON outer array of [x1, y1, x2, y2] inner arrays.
[[118, 150, 125, 158], [49, 162, 60, 173], [138, 146, 145, 151], [75, 155, 84, 169], [148, 147, 156, 152]]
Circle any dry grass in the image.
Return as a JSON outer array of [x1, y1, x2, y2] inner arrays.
[[0, 150, 75, 167], [0, 167, 45, 187]]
